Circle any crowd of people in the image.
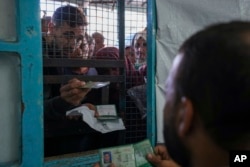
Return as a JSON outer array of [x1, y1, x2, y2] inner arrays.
[[42, 5, 147, 156], [94, 21, 250, 167], [41, 4, 250, 167]]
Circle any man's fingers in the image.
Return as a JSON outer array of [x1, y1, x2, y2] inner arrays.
[[59, 79, 91, 106], [61, 87, 90, 98], [154, 145, 169, 160], [146, 153, 162, 166], [62, 80, 85, 90], [147, 153, 180, 167], [62, 89, 91, 106], [92, 162, 100, 167]]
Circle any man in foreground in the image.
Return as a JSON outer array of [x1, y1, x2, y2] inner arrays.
[[147, 21, 250, 167], [43, 5, 89, 116], [43, 5, 99, 156]]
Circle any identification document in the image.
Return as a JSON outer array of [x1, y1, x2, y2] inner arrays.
[[66, 105, 125, 133], [81, 81, 110, 89], [99, 139, 153, 167], [96, 104, 118, 120]]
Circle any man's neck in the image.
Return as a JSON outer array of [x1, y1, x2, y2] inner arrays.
[[187, 121, 229, 167]]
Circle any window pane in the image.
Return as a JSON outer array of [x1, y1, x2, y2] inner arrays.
[[0, 53, 21, 165], [0, 0, 16, 41]]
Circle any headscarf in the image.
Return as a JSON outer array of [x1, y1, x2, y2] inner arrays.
[[131, 28, 147, 49], [95, 47, 119, 60]]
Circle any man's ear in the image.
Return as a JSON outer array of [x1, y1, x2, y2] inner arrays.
[[177, 97, 194, 138]]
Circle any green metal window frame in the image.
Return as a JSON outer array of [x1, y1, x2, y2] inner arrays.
[[0, 0, 156, 166], [0, 0, 43, 166]]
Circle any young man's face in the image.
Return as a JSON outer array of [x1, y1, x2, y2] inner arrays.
[[104, 153, 111, 163], [53, 22, 85, 57], [163, 54, 191, 167]]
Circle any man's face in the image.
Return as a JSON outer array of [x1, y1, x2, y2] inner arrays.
[[163, 54, 191, 167], [53, 22, 84, 57], [104, 153, 111, 163]]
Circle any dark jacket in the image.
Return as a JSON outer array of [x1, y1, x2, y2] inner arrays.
[[43, 35, 124, 156]]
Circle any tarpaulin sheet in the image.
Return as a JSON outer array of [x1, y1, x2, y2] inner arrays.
[[155, 0, 250, 143]]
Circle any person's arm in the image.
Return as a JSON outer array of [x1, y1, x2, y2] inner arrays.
[[59, 78, 91, 106], [146, 144, 180, 167], [44, 96, 75, 120], [44, 78, 91, 119]]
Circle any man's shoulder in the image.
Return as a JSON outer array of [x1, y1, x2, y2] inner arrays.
[[42, 32, 48, 42], [42, 32, 49, 55], [42, 33, 56, 57]]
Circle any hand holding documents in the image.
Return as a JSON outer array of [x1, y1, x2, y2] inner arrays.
[[66, 105, 125, 133], [96, 105, 119, 120], [99, 139, 154, 167], [81, 81, 110, 89]]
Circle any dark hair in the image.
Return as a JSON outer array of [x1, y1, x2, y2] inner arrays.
[[52, 5, 87, 27], [125, 46, 132, 49], [85, 32, 94, 45], [92, 32, 104, 40], [103, 151, 112, 163], [94, 47, 119, 75], [175, 21, 250, 149]]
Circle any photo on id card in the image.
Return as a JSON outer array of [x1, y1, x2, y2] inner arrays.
[[99, 139, 153, 167], [99, 144, 136, 167]]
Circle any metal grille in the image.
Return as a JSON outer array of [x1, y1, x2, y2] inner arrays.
[[123, 0, 147, 144], [40, 0, 148, 155]]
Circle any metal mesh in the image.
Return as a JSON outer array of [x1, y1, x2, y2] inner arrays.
[[41, 0, 148, 154]]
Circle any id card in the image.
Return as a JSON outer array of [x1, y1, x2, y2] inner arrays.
[[96, 104, 118, 120], [81, 81, 110, 89]]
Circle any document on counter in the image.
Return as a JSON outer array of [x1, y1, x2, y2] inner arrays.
[[96, 104, 119, 120], [66, 105, 125, 133]]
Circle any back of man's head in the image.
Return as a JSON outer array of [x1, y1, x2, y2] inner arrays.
[[175, 21, 250, 150], [52, 5, 87, 28]]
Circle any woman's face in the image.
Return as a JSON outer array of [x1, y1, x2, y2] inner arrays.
[[134, 37, 147, 64]]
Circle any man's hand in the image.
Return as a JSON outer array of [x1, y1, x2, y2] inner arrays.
[[146, 144, 180, 167], [60, 78, 90, 106], [66, 103, 97, 120]]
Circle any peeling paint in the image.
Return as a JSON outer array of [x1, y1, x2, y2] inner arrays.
[[28, 63, 33, 71], [21, 101, 25, 113], [25, 26, 37, 37]]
